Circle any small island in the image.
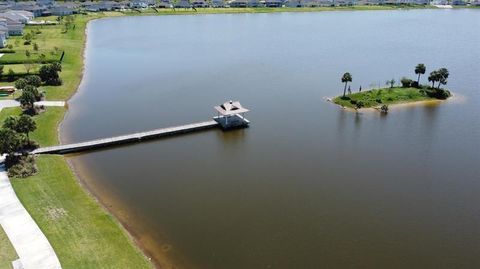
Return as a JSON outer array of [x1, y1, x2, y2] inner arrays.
[[332, 64, 452, 112]]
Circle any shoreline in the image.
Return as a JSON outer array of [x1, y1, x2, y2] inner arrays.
[[58, 15, 177, 269]]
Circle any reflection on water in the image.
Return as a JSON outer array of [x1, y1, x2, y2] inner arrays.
[[62, 10, 480, 269]]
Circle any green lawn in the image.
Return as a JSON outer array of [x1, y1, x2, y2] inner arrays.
[[0, 49, 59, 64], [0, 107, 64, 147], [0, 226, 18, 269], [11, 155, 152, 269], [333, 87, 435, 108]]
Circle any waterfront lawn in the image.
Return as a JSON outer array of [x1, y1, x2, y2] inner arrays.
[[0, 107, 64, 147], [0, 226, 18, 269], [11, 155, 153, 269], [333, 87, 435, 108]]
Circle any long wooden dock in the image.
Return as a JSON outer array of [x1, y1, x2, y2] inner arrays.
[[32, 120, 219, 155]]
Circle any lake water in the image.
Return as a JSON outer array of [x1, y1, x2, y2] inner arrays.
[[61, 10, 480, 269]]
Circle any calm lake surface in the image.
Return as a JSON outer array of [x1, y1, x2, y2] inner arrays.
[[61, 10, 480, 269]]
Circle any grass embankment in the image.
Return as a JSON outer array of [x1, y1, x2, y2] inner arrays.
[[333, 87, 440, 109], [0, 13, 153, 269], [0, 226, 18, 269], [12, 155, 152, 269]]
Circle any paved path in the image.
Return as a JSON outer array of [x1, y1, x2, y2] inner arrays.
[[0, 100, 66, 113], [0, 156, 62, 269]]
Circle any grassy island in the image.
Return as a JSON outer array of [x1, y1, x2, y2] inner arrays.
[[333, 86, 451, 109], [334, 66, 452, 111]]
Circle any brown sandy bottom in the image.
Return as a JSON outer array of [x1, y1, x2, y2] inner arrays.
[[66, 156, 197, 269]]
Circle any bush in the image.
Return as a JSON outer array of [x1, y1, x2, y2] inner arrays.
[[7, 155, 38, 178], [411, 81, 419, 88], [350, 100, 357, 105], [426, 88, 451, 100], [376, 98, 382, 103], [25, 75, 42, 87], [356, 101, 364, 109], [380, 105, 389, 113], [15, 78, 27, 90], [340, 96, 350, 100], [401, 77, 413, 88], [39, 63, 62, 85]]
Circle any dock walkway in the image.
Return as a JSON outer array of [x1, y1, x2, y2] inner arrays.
[[32, 120, 219, 155]]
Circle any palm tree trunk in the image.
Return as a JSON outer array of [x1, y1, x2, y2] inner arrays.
[[417, 73, 421, 83], [343, 82, 347, 97]]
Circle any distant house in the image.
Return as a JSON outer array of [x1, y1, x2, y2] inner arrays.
[[229, 0, 248, 7], [471, 0, 480, 5], [7, 10, 34, 22], [174, 0, 192, 8], [451, 0, 465, 4], [157, 0, 173, 8], [0, 31, 7, 48], [265, 0, 283, 7], [431, 0, 448, 4], [130, 0, 149, 8], [0, 12, 30, 24], [49, 6, 74, 16], [37, 0, 56, 7], [211, 0, 227, 7], [192, 0, 209, 7], [285, 0, 304, 7], [3, 18, 24, 36], [304, 0, 333, 6]]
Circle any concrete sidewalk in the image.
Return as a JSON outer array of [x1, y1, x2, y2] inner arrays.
[[0, 100, 66, 113], [0, 156, 62, 269]]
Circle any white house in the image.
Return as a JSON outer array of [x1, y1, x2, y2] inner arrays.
[[211, 0, 226, 7], [0, 31, 7, 48]]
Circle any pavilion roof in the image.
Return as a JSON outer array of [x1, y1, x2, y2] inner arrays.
[[214, 101, 249, 116]]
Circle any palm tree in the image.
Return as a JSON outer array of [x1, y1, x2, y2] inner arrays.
[[428, 70, 439, 88], [437, 68, 449, 89], [341, 72, 352, 97], [415, 63, 426, 84]]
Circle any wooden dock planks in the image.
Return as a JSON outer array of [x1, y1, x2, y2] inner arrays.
[[32, 120, 219, 155]]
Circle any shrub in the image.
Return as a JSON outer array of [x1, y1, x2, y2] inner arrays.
[[376, 98, 382, 103], [380, 105, 389, 113], [350, 100, 357, 105], [25, 75, 42, 87], [411, 81, 419, 88], [340, 96, 350, 100], [355, 101, 364, 110], [7, 155, 38, 178], [15, 78, 27, 90], [426, 88, 451, 100], [39, 63, 62, 85], [400, 77, 413, 88]]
